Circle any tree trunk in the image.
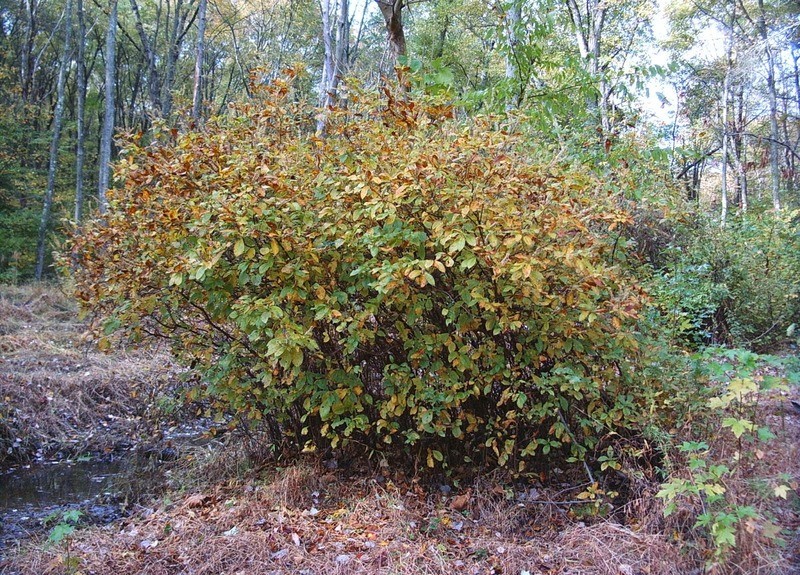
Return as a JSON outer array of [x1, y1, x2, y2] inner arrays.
[[782, 100, 795, 195], [433, 14, 449, 59], [720, 2, 735, 227], [350, 0, 371, 67], [129, 0, 163, 115], [318, 0, 349, 132], [721, 70, 730, 227], [504, 1, 521, 110], [375, 0, 406, 63], [319, 0, 334, 108], [333, 0, 350, 89], [74, 0, 87, 223], [215, 1, 250, 98], [98, 0, 118, 214], [728, 132, 747, 213], [21, 0, 37, 102], [163, 0, 190, 119], [317, 0, 333, 133], [757, 0, 781, 211], [564, 0, 606, 126], [192, 0, 207, 121], [792, 47, 800, 117], [35, 0, 74, 280], [732, 84, 747, 212]]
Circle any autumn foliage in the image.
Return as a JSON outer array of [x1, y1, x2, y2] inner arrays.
[[68, 77, 664, 470]]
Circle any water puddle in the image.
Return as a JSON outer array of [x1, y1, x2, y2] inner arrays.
[[1, 459, 123, 509], [0, 421, 218, 553], [0, 458, 125, 551]]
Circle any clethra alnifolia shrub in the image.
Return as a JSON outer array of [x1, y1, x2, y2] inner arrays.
[[68, 75, 672, 471]]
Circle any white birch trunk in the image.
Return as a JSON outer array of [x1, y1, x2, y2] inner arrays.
[[504, 1, 521, 110]]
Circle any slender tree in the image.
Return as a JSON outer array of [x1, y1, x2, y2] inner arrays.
[[129, 0, 163, 115], [333, 0, 349, 93], [74, 0, 87, 223], [564, 0, 608, 127], [163, 0, 194, 119], [192, 0, 208, 121], [319, 0, 334, 121], [35, 0, 74, 279], [756, 0, 781, 211], [504, 0, 522, 110], [98, 0, 118, 214], [20, 0, 37, 102], [720, 2, 735, 227], [318, 0, 350, 132]]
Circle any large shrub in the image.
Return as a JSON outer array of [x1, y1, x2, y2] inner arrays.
[[68, 78, 671, 470]]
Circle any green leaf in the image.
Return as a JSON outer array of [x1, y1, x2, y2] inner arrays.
[[48, 524, 75, 545], [712, 523, 737, 549], [449, 236, 465, 254], [722, 417, 754, 439]]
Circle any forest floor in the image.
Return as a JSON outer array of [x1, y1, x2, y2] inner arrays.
[[1, 284, 799, 575], [0, 283, 184, 464]]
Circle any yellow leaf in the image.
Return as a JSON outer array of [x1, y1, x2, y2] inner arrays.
[[774, 484, 790, 499]]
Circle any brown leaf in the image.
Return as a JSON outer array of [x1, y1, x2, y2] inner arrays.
[[184, 493, 209, 508], [450, 489, 472, 512]]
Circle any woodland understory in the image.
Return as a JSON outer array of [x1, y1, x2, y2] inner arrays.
[[0, 283, 799, 575], [1, 0, 800, 573]]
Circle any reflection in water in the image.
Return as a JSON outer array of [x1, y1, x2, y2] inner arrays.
[[0, 459, 122, 510], [0, 459, 125, 551], [0, 423, 215, 552]]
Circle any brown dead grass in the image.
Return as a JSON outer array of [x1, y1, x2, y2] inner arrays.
[[6, 387, 795, 575], [0, 283, 181, 463], [2, 458, 700, 575]]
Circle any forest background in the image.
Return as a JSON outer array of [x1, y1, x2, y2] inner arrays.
[[1, 0, 799, 284], [2, 0, 800, 572]]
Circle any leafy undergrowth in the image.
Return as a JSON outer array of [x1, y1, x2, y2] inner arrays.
[[653, 352, 800, 573], [5, 384, 800, 575], [0, 410, 800, 575], [0, 284, 186, 464], [2, 286, 800, 574]]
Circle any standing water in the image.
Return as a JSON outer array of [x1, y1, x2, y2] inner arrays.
[[0, 458, 125, 552]]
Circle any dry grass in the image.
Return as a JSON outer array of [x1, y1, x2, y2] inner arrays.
[[1, 460, 662, 575], [7, 384, 794, 575], [0, 283, 182, 464]]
